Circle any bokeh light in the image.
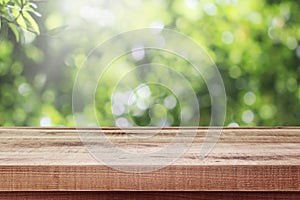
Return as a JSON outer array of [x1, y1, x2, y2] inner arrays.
[[0, 0, 299, 126]]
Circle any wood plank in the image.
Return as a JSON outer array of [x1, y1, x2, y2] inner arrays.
[[0, 127, 299, 191], [1, 192, 300, 200]]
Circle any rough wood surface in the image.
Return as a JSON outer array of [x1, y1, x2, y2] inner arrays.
[[1, 192, 300, 200], [0, 127, 299, 191]]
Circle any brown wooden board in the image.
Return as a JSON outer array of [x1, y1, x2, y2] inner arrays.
[[1, 192, 300, 200], [0, 127, 299, 191]]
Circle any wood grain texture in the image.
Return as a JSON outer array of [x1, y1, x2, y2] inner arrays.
[[1, 192, 300, 200], [0, 127, 299, 191]]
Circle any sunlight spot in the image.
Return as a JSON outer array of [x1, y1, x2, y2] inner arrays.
[[164, 96, 177, 109], [131, 46, 145, 61], [222, 31, 234, 44], [204, 3, 217, 16], [242, 110, 254, 123], [228, 122, 239, 127], [33, 73, 47, 88], [113, 92, 128, 106], [185, 0, 198, 8], [136, 100, 148, 110], [80, 7, 115, 27], [115, 117, 131, 127], [112, 102, 125, 116], [286, 37, 298, 50], [272, 17, 284, 28], [149, 21, 165, 33], [24, 31, 37, 44], [243, 91, 256, 105], [40, 117, 52, 127], [18, 83, 31, 96], [128, 92, 137, 105], [136, 84, 151, 98]]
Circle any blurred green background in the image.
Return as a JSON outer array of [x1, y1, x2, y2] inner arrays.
[[0, 0, 299, 127]]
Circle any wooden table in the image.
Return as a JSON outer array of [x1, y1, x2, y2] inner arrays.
[[0, 127, 299, 199]]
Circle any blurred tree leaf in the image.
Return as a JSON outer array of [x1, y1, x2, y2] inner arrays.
[[8, 22, 20, 41], [47, 25, 68, 36], [21, 9, 39, 34], [0, 0, 40, 42]]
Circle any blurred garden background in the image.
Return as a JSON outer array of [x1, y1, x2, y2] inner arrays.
[[0, 0, 299, 127]]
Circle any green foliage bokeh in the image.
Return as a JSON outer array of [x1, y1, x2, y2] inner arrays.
[[0, 0, 299, 127]]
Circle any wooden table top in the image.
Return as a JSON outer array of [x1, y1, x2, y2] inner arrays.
[[0, 127, 299, 191]]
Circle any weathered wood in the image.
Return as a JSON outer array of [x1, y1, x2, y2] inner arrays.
[[1, 192, 300, 200], [0, 127, 299, 191]]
